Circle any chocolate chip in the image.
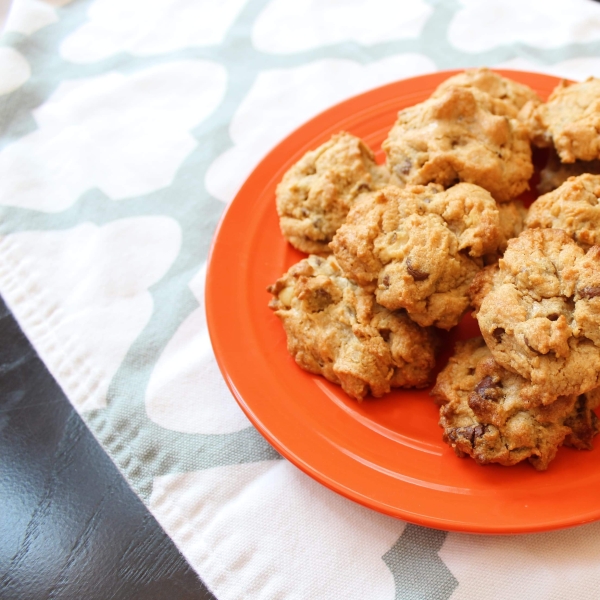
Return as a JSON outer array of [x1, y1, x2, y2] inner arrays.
[[492, 327, 505, 343], [475, 376, 496, 395], [524, 336, 539, 354], [473, 375, 503, 402], [397, 158, 412, 175], [447, 425, 486, 447], [406, 257, 429, 281], [470, 425, 485, 443], [382, 274, 390, 288], [307, 288, 333, 312], [547, 313, 560, 321], [579, 286, 600, 299]]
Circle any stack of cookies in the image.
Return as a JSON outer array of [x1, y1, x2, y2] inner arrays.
[[268, 68, 600, 470]]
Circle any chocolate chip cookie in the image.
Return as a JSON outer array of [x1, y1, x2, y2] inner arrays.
[[477, 228, 600, 401], [268, 255, 439, 399], [383, 86, 533, 202], [523, 77, 600, 163], [331, 183, 505, 329], [432, 67, 541, 119], [431, 337, 599, 470], [526, 173, 600, 250], [276, 132, 391, 255]]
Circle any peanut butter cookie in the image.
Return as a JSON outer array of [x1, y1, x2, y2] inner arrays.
[[276, 132, 390, 255], [383, 86, 533, 202], [268, 255, 438, 400]]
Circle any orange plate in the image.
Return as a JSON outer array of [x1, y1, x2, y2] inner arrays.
[[206, 70, 600, 534]]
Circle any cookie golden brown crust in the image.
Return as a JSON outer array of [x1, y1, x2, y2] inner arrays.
[[468, 263, 500, 314], [331, 183, 504, 329], [526, 173, 600, 250], [524, 78, 600, 163], [431, 337, 599, 470], [477, 229, 600, 402], [268, 255, 439, 400], [276, 132, 390, 255], [497, 200, 527, 253], [383, 86, 533, 202], [432, 67, 541, 119]]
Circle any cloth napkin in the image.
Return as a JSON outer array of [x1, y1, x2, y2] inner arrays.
[[3, 0, 600, 598]]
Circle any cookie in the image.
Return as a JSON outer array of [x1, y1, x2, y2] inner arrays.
[[477, 229, 600, 401], [383, 86, 533, 202], [497, 200, 527, 253], [331, 182, 504, 329], [526, 173, 600, 250], [268, 255, 439, 400], [431, 337, 599, 470], [468, 263, 499, 314], [432, 67, 541, 119], [276, 132, 391, 255], [523, 77, 600, 163], [537, 148, 600, 194], [564, 388, 600, 450]]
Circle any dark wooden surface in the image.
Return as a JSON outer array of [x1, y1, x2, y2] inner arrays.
[[0, 296, 216, 600]]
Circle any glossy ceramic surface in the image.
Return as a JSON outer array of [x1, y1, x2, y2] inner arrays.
[[206, 70, 600, 534]]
